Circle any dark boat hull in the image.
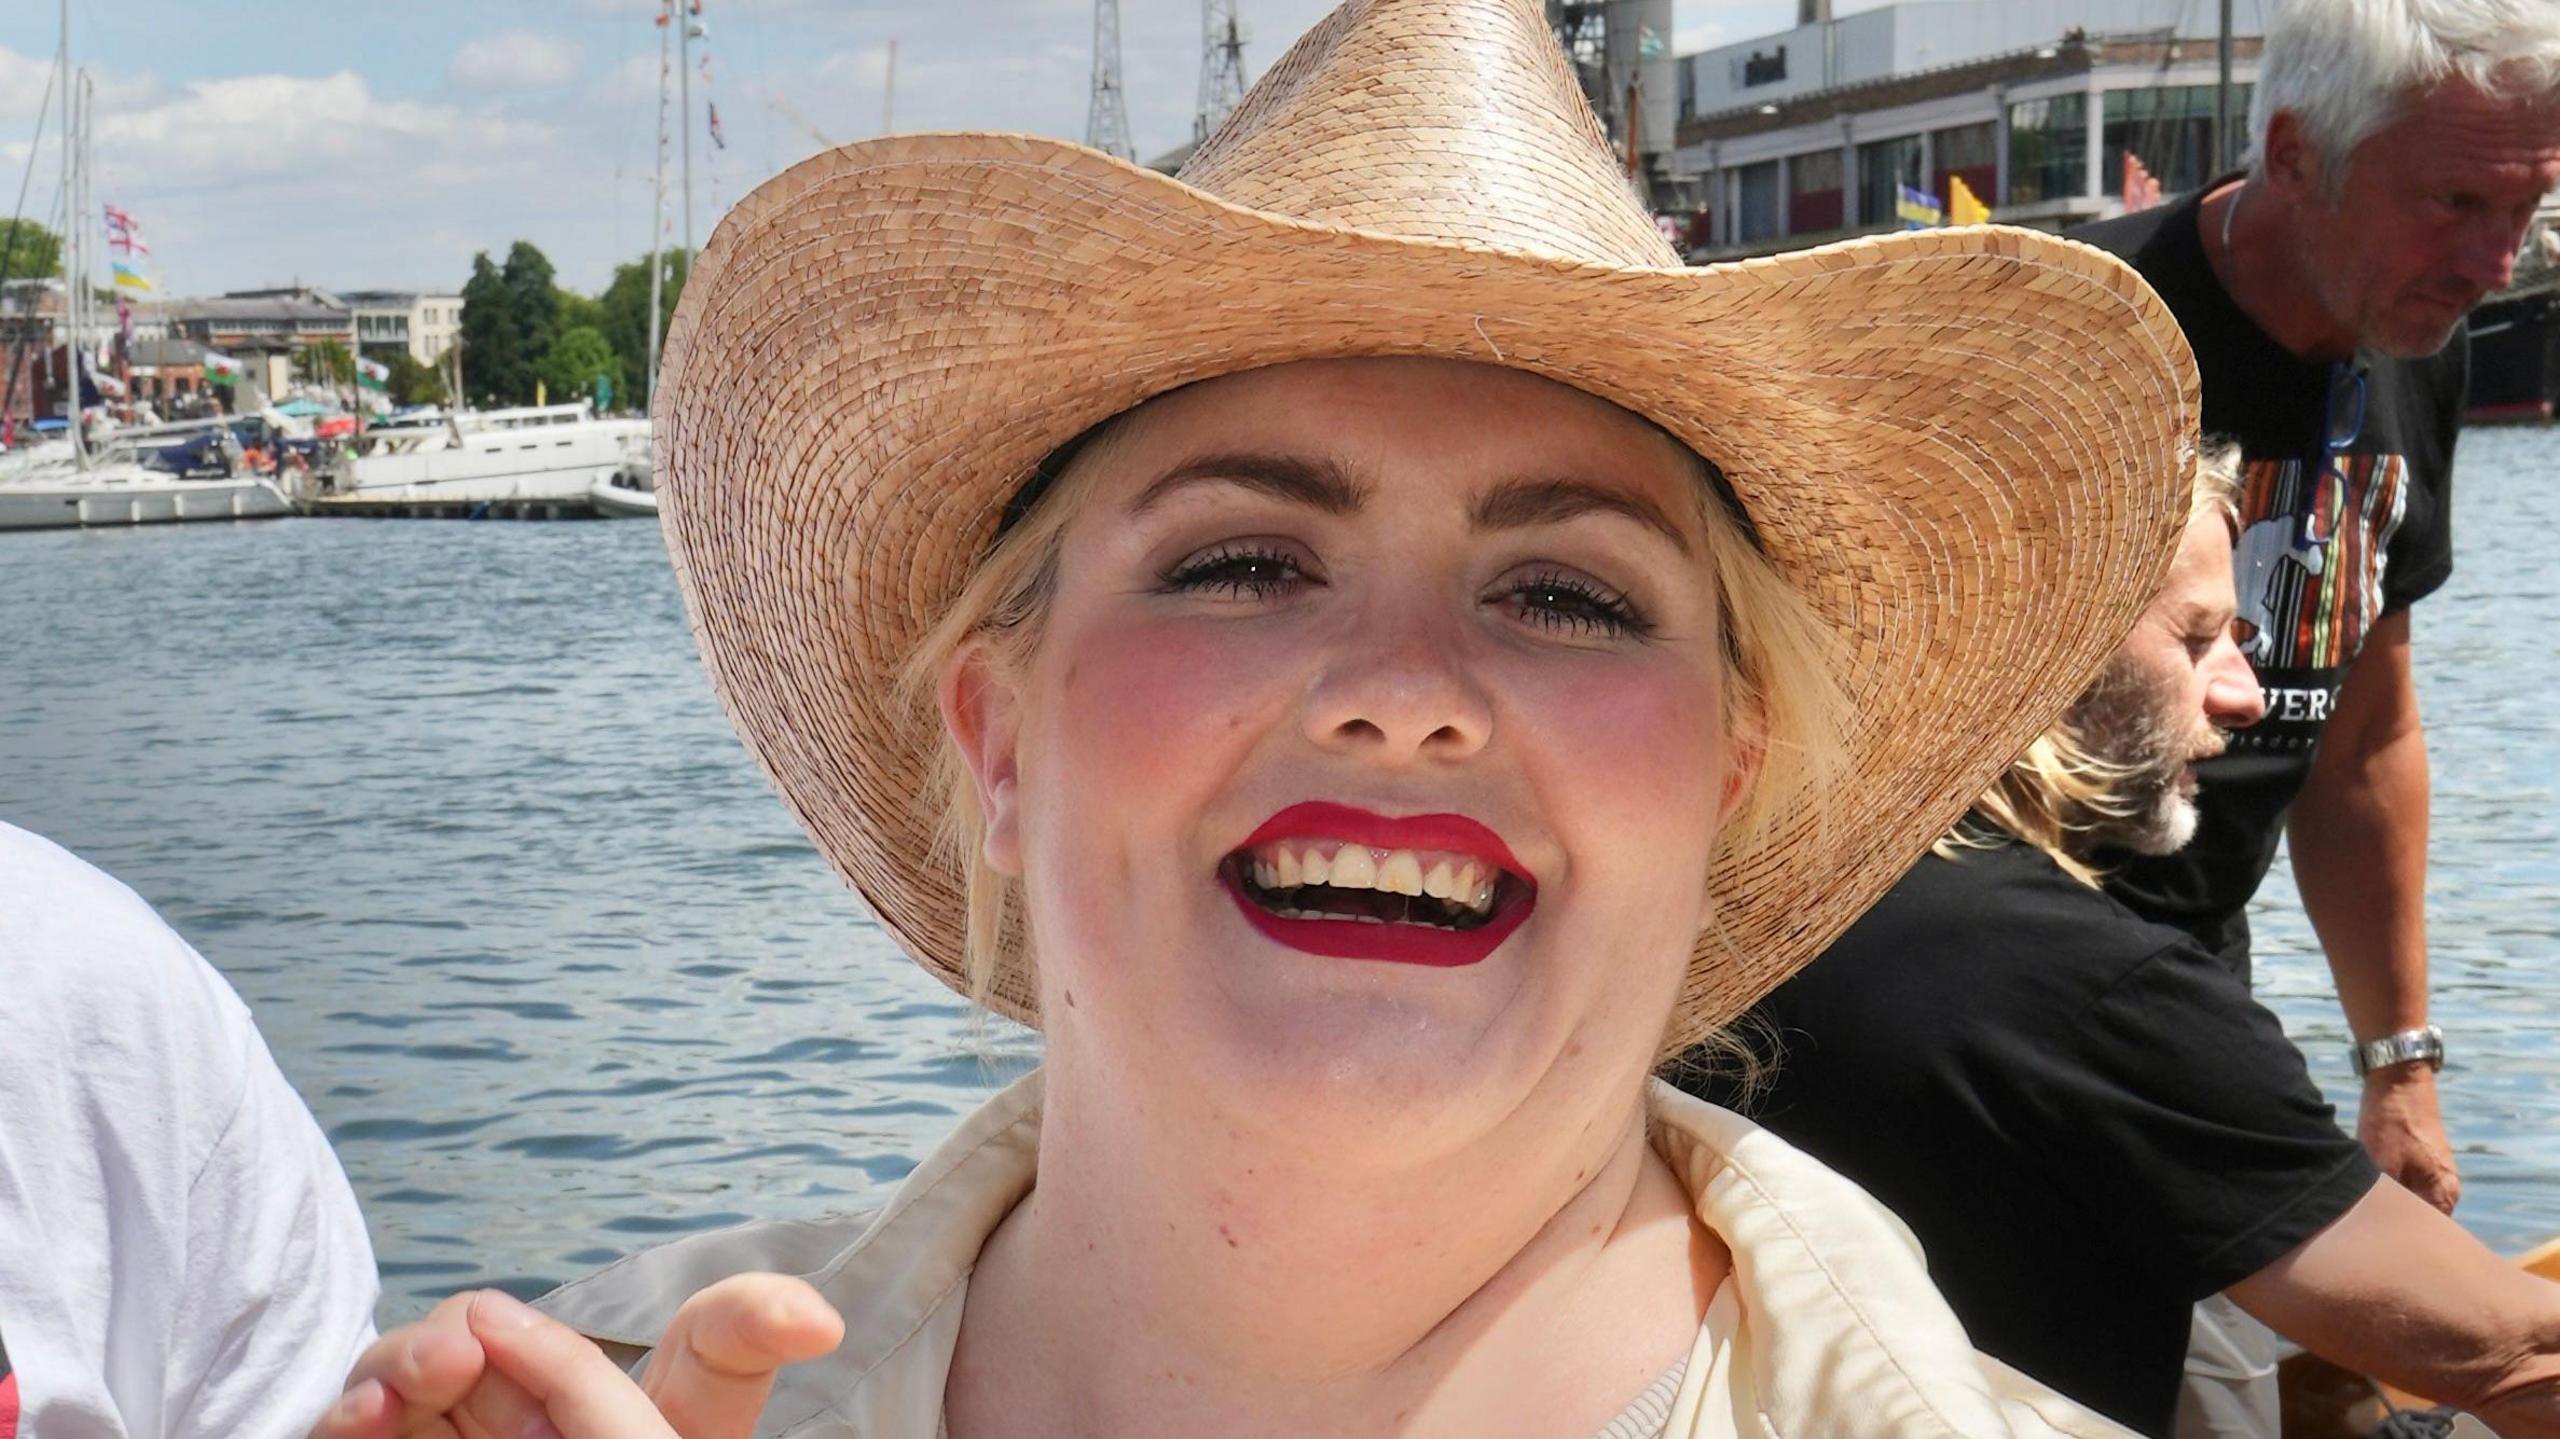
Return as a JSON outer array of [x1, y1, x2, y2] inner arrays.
[[2466, 287, 2560, 424]]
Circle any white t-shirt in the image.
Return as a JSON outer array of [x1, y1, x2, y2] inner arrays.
[[0, 823, 378, 1438]]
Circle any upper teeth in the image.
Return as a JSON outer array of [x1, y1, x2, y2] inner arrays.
[[1247, 840, 1500, 915]]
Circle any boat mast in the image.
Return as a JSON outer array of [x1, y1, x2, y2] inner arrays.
[[2213, 0, 2233, 174], [646, 0, 671, 409], [680, 0, 695, 262], [60, 0, 85, 471]]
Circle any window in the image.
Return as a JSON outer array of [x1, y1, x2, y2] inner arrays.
[[1857, 134, 1924, 228], [2008, 92, 2089, 204], [1736, 160, 1782, 244], [2103, 84, 2250, 199], [1787, 148, 1844, 235], [1930, 121, 1998, 213]]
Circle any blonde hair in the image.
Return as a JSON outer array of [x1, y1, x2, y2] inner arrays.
[[899, 381, 1848, 1027], [1936, 439, 2244, 886]]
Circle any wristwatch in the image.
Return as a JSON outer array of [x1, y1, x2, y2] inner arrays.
[[2351, 1024, 2445, 1077]]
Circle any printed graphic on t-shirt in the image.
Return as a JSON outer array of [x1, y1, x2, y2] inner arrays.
[[2229, 451, 2407, 754]]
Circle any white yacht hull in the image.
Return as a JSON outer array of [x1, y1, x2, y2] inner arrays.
[[587, 475, 659, 518], [0, 474, 293, 531], [339, 418, 649, 503]]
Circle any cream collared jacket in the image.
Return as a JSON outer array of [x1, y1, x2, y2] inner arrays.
[[537, 1071, 2132, 1438]]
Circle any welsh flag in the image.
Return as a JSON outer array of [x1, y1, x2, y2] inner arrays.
[[203, 350, 242, 384], [356, 356, 390, 390]]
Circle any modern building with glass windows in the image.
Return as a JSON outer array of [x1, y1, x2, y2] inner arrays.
[[1669, 0, 2263, 256]]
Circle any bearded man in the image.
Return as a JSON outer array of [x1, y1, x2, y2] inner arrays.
[[1679, 447, 2560, 1439], [2069, 0, 2560, 1214]]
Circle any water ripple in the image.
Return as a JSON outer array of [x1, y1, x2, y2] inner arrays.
[[0, 518, 1038, 1320]]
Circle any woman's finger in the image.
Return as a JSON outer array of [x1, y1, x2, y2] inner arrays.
[[639, 1274, 845, 1439], [466, 1288, 678, 1438], [307, 1378, 399, 1439], [321, 1291, 485, 1437], [446, 1354, 558, 1439]]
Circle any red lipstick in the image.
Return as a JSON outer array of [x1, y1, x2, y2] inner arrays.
[[1222, 801, 1535, 968]]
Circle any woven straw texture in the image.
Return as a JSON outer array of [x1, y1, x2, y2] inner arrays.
[[653, 0, 2200, 1060]]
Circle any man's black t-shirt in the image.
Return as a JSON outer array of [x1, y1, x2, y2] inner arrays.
[[2071, 186, 2463, 975], [1681, 839, 2378, 1437]]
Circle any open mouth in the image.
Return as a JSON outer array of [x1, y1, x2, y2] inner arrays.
[[1225, 841, 1513, 931], [1219, 802, 1537, 967]]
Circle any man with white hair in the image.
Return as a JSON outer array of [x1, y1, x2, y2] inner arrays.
[[2073, 0, 2560, 1214], [1682, 449, 2560, 1439]]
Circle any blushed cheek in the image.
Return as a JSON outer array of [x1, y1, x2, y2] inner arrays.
[[1059, 616, 1286, 781], [1517, 661, 1727, 896], [1021, 612, 1293, 915]]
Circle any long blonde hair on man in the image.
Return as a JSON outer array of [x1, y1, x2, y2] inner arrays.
[[1937, 439, 2243, 887]]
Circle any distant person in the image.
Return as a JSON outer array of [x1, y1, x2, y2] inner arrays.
[[0, 821, 380, 1437], [1681, 445, 2560, 1439], [2070, 0, 2560, 1215]]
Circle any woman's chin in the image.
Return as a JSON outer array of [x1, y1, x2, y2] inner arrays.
[[1169, 991, 1539, 1156]]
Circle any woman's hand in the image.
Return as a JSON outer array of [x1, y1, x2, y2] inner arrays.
[[311, 1274, 843, 1439]]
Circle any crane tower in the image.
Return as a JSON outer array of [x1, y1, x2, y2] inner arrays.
[[1087, 0, 1134, 160], [1195, 0, 1248, 144]]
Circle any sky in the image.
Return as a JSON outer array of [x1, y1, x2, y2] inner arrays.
[[0, 0, 1882, 298]]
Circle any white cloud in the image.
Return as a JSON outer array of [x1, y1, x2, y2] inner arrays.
[[0, 47, 579, 295], [100, 71, 545, 177], [816, 45, 893, 89], [592, 52, 665, 108], [449, 32, 585, 93]]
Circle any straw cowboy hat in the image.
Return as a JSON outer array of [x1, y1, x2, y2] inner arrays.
[[654, 0, 2198, 1056]]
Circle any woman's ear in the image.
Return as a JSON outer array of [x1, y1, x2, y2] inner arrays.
[[1718, 695, 1767, 830], [939, 641, 1026, 877], [1701, 697, 1767, 931]]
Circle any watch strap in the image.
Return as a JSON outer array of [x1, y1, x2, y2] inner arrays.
[[2352, 1024, 2445, 1077]]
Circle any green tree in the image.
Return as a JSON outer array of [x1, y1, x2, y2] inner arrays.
[[366, 344, 447, 407], [535, 325, 619, 408], [597, 247, 689, 410], [459, 251, 522, 405], [298, 339, 356, 388], [501, 240, 559, 400], [556, 289, 606, 335], [0, 219, 60, 282]]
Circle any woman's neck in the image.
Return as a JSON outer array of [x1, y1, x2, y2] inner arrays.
[[945, 1062, 1721, 1439]]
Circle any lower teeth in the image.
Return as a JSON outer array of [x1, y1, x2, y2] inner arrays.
[[1272, 905, 1461, 932]]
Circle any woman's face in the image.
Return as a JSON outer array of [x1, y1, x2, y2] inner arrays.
[[951, 357, 1744, 1155]]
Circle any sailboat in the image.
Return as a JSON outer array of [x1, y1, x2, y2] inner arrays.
[[587, 0, 697, 522], [0, 3, 290, 532]]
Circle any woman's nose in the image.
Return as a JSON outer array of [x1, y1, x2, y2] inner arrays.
[[1301, 604, 1493, 763], [2202, 631, 2267, 731]]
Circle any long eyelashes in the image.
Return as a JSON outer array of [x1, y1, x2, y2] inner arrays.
[[1500, 570, 1651, 639], [1161, 547, 1651, 639], [1161, 544, 1309, 599]]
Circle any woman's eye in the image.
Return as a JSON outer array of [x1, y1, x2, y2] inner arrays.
[[1162, 544, 1310, 599], [1499, 571, 1650, 639]]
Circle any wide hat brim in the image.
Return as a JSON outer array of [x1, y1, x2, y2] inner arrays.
[[656, 133, 2198, 1060]]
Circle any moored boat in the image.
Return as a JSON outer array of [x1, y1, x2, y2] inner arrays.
[[587, 458, 658, 519], [328, 402, 648, 505], [0, 465, 292, 531], [2465, 206, 2560, 424]]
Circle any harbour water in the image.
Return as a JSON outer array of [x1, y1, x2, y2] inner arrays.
[[2, 426, 2557, 1324]]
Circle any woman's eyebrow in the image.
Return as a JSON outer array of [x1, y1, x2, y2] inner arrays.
[[1469, 477, 1693, 557], [1127, 452, 1371, 517]]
